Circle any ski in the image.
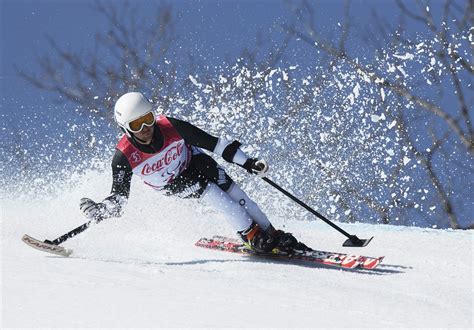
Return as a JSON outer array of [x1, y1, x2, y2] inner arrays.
[[22, 234, 73, 257], [196, 236, 384, 270]]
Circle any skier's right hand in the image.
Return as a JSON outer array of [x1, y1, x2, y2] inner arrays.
[[79, 198, 105, 219]]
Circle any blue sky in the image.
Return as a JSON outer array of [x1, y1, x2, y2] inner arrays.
[[0, 0, 351, 151], [0, 0, 397, 129], [0, 0, 449, 175]]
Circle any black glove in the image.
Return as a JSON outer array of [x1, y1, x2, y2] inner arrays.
[[243, 158, 269, 177], [79, 198, 105, 220]]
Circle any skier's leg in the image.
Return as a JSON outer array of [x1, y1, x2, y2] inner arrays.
[[225, 184, 311, 253], [189, 151, 310, 253], [190, 151, 272, 230], [200, 182, 253, 232], [225, 182, 272, 231], [200, 178, 308, 253]]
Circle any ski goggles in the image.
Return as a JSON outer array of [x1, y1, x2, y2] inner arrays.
[[126, 111, 156, 133]]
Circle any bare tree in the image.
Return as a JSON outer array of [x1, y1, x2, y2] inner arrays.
[[16, 0, 472, 229], [17, 1, 180, 123], [279, 0, 473, 229]]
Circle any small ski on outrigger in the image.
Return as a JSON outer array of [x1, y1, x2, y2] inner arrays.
[[196, 235, 384, 270]]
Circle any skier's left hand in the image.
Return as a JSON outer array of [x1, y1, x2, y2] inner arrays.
[[79, 198, 105, 220], [243, 158, 269, 177]]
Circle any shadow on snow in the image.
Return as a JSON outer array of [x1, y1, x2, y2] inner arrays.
[[47, 254, 407, 275]]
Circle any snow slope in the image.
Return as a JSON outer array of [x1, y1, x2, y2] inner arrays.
[[1, 170, 473, 328]]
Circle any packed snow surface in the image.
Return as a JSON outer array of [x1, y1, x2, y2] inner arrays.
[[1, 170, 472, 328]]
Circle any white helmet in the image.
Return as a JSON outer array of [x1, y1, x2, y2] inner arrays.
[[114, 92, 154, 136]]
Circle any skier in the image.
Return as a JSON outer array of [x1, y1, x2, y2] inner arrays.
[[79, 92, 310, 253]]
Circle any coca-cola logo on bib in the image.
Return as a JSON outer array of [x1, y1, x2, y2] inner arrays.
[[141, 142, 184, 176]]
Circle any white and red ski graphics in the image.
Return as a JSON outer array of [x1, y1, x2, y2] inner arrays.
[[195, 236, 384, 270], [22, 234, 73, 257]]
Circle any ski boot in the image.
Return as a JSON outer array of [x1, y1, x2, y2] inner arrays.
[[238, 222, 312, 255]]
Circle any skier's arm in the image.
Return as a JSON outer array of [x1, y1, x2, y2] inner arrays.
[[167, 117, 219, 151], [79, 149, 132, 220], [109, 149, 132, 199], [103, 149, 132, 216], [167, 117, 252, 167]]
